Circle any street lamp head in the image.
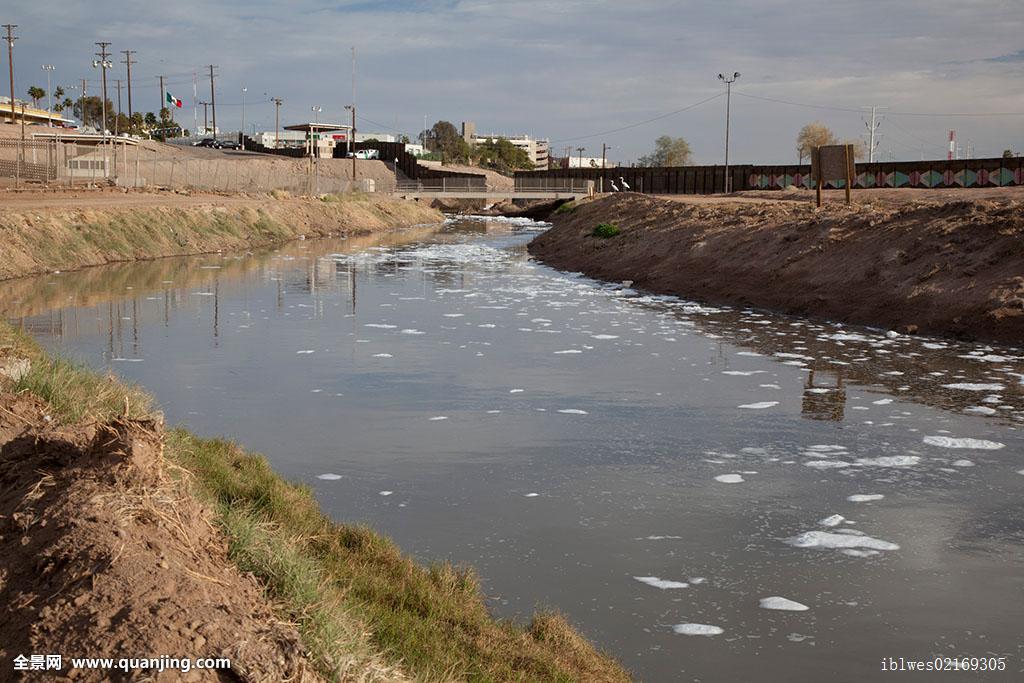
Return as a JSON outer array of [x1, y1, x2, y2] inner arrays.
[[718, 73, 724, 81], [734, 72, 741, 79]]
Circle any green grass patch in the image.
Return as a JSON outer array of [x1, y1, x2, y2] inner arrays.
[[553, 200, 577, 215], [592, 223, 621, 238], [1, 321, 631, 683]]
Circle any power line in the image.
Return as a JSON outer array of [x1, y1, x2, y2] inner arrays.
[[549, 92, 726, 144], [734, 90, 1024, 117]]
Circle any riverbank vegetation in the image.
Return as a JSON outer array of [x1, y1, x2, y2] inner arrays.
[[0, 322, 630, 682]]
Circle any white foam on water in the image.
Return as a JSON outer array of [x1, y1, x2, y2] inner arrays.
[[557, 409, 589, 415], [759, 383, 782, 389], [524, 492, 539, 497], [759, 597, 810, 611], [379, 491, 393, 496], [372, 353, 393, 358], [428, 416, 449, 421], [633, 576, 689, 589], [401, 329, 425, 335], [855, 455, 921, 467], [295, 349, 315, 355], [672, 623, 723, 636], [737, 351, 762, 356], [738, 401, 779, 409], [872, 398, 893, 405], [786, 530, 898, 551], [592, 334, 619, 340], [316, 473, 343, 480], [847, 494, 885, 502], [509, 389, 524, 393], [942, 383, 1004, 391], [841, 549, 881, 557], [952, 459, 975, 467], [689, 577, 707, 584], [554, 349, 583, 354], [1017, 470, 1024, 475], [111, 357, 145, 362], [443, 313, 464, 318], [364, 323, 397, 329], [806, 445, 847, 452], [922, 436, 1005, 450], [806, 388, 832, 394], [819, 514, 845, 527], [714, 474, 744, 483], [638, 535, 683, 540], [486, 410, 502, 414], [804, 460, 852, 469], [964, 406, 997, 415], [722, 370, 767, 376]]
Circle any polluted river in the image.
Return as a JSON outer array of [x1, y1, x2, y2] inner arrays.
[[4, 216, 1022, 681]]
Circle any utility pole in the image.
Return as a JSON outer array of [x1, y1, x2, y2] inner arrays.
[[3, 24, 16, 124], [270, 97, 282, 148], [198, 101, 208, 134], [158, 75, 165, 114], [41, 64, 55, 124], [576, 146, 585, 169], [241, 86, 247, 145], [601, 143, 610, 192], [93, 42, 112, 138], [718, 71, 740, 193], [80, 78, 87, 128], [114, 78, 121, 134], [345, 104, 357, 179], [120, 49, 135, 120], [207, 64, 217, 138], [862, 105, 887, 163]]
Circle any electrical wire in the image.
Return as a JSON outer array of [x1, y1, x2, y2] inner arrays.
[[734, 91, 1024, 117], [548, 92, 726, 144]]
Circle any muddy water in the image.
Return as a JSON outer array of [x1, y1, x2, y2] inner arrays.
[[5, 217, 1023, 682]]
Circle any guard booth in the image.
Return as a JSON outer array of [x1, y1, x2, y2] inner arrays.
[[282, 123, 351, 158]]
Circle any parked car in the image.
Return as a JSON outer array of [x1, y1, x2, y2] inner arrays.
[[215, 140, 240, 150], [346, 149, 379, 160], [193, 138, 217, 148]]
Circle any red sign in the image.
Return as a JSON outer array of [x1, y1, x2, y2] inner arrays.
[[332, 134, 347, 141]]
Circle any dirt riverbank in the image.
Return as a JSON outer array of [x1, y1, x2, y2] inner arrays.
[[528, 191, 1024, 344], [0, 189, 443, 281]]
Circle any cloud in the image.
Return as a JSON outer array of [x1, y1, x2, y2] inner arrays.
[[7, 0, 1024, 162]]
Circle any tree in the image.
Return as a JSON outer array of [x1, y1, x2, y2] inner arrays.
[[1003, 149, 1016, 158], [472, 137, 533, 172], [841, 139, 866, 161], [637, 136, 692, 167], [27, 86, 46, 107], [144, 112, 157, 126], [796, 122, 838, 164], [72, 96, 115, 128], [424, 120, 470, 164]]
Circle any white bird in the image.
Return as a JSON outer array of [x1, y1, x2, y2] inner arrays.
[[619, 177, 630, 190], [609, 181, 620, 192]]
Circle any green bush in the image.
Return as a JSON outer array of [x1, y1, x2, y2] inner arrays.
[[553, 201, 576, 215], [592, 222, 621, 238]]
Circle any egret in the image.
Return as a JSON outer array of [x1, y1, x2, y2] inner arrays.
[[619, 176, 630, 190], [609, 180, 620, 192]]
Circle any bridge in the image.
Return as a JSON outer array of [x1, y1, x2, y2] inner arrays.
[[393, 179, 594, 202]]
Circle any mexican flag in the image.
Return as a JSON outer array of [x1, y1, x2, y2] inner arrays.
[[166, 92, 183, 108]]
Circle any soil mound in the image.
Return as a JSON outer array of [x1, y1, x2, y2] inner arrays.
[[529, 192, 1024, 344], [0, 392, 320, 682]]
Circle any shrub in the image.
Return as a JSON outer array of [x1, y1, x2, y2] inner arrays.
[[592, 222, 621, 238], [553, 201, 576, 215]]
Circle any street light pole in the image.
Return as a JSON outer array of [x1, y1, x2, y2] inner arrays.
[[718, 71, 740, 193], [270, 97, 282, 149], [41, 64, 54, 124], [94, 42, 112, 138], [4, 25, 18, 124], [240, 86, 247, 146], [601, 143, 611, 192], [311, 105, 321, 193]]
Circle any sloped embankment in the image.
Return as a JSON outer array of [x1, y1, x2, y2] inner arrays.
[[529, 193, 1024, 344], [0, 192, 443, 281]]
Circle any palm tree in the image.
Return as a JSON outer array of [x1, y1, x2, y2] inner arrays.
[[27, 86, 46, 107]]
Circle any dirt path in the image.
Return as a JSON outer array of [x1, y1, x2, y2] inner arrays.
[[0, 390, 321, 682], [529, 192, 1024, 344]]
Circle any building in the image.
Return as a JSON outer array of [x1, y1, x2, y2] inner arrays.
[[0, 97, 76, 127], [562, 156, 618, 169], [461, 121, 549, 170], [258, 124, 352, 155]]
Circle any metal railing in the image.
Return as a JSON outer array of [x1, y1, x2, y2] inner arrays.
[[397, 178, 593, 194]]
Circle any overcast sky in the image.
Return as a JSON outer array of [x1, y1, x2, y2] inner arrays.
[[7, 0, 1024, 163]]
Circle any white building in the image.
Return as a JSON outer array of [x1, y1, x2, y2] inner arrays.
[[461, 121, 549, 170]]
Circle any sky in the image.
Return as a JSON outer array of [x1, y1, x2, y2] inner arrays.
[[5, 0, 1024, 164]]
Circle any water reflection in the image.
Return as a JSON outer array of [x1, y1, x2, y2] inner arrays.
[[2, 217, 1023, 682]]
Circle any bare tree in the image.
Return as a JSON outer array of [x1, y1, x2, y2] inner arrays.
[[796, 122, 838, 164], [638, 136, 692, 167]]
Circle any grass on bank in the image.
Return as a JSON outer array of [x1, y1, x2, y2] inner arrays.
[[0, 322, 630, 683], [592, 223, 621, 239]]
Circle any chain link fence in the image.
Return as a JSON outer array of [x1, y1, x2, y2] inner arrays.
[[0, 137, 381, 194]]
